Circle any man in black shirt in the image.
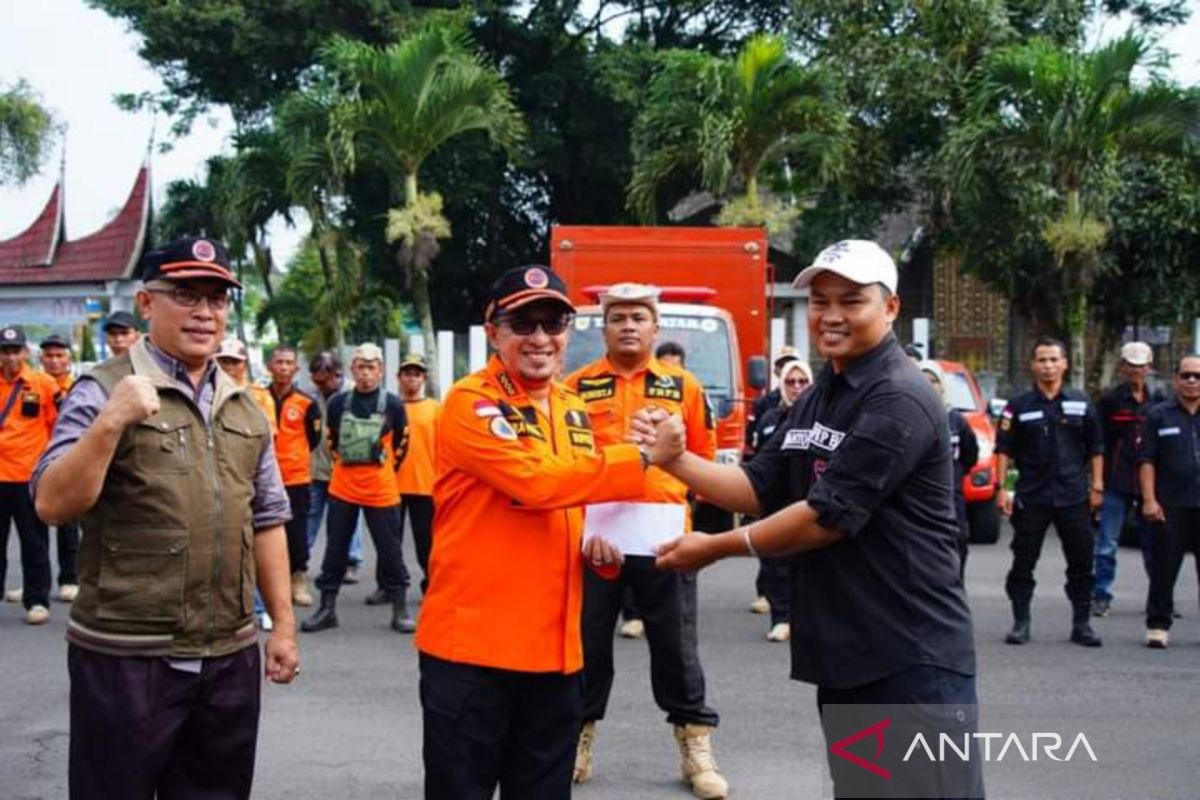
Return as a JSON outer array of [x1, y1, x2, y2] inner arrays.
[[995, 339, 1104, 647], [1092, 341, 1162, 617], [644, 240, 981, 799], [1137, 355, 1200, 649]]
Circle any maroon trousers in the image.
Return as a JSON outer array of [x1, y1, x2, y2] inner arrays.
[[68, 644, 261, 800]]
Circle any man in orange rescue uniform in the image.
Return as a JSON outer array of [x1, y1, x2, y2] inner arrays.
[[565, 283, 726, 799], [415, 265, 674, 799], [268, 344, 318, 607], [0, 325, 59, 624], [389, 352, 440, 597]]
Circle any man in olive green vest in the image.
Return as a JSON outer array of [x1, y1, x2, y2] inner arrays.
[[33, 237, 299, 800]]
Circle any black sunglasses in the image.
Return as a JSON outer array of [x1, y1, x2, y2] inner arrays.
[[495, 313, 573, 336], [1178, 371, 1200, 381]]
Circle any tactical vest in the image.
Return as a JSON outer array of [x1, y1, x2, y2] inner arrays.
[[67, 344, 272, 658], [337, 389, 387, 465]]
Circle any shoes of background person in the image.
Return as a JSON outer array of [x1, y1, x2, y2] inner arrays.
[[259, 611, 274, 632], [291, 572, 314, 607], [365, 588, 390, 605], [1069, 624, 1102, 647], [58, 584, 79, 603], [1090, 597, 1111, 618], [25, 605, 50, 625], [5, 588, 22, 603], [766, 622, 790, 642], [343, 565, 360, 584], [619, 619, 645, 639], [1145, 628, 1169, 649], [749, 596, 769, 615], [573, 721, 597, 783], [674, 724, 729, 799]]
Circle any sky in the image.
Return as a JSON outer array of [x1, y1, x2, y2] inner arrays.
[[1, 0, 1197, 269]]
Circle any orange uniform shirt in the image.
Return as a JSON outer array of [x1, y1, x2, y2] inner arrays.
[[271, 386, 315, 486], [565, 356, 716, 526], [395, 397, 440, 496], [416, 356, 645, 674], [0, 365, 59, 482], [248, 383, 277, 435]]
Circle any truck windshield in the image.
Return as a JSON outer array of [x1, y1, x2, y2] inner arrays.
[[564, 314, 735, 401], [943, 371, 980, 413]]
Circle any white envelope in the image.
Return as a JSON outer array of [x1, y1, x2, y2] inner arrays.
[[583, 502, 686, 557]]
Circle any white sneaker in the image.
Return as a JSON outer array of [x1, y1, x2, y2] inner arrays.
[[749, 596, 770, 615], [26, 605, 50, 625], [5, 587, 22, 603], [1145, 628, 1169, 649], [766, 622, 790, 642], [58, 584, 79, 603]]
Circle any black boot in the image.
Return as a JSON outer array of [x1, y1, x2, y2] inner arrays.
[[1070, 605, 1102, 647], [391, 593, 416, 634], [301, 590, 339, 632], [1005, 600, 1031, 645], [365, 588, 390, 605]]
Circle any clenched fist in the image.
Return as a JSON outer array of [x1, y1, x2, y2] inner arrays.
[[102, 375, 161, 429]]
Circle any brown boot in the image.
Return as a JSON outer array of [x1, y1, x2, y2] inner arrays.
[[573, 721, 597, 783], [674, 724, 729, 799], [291, 572, 315, 607]]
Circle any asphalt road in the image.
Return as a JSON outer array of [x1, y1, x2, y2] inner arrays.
[[3, 522, 1198, 799]]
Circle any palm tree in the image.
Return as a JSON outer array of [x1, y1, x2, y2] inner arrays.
[[628, 34, 847, 236], [322, 23, 527, 390], [947, 32, 1200, 386]]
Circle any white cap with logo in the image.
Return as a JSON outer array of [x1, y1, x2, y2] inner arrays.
[[793, 240, 898, 294], [599, 283, 660, 316], [215, 339, 248, 361], [1120, 341, 1153, 366], [352, 342, 384, 363]]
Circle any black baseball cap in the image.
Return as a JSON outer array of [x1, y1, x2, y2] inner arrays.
[[104, 311, 139, 332], [139, 237, 242, 289], [484, 265, 573, 320], [0, 324, 27, 347], [40, 333, 72, 349]]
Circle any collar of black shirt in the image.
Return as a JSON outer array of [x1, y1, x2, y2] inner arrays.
[[824, 331, 900, 389]]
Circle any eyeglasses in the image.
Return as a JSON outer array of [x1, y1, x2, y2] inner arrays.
[[784, 378, 810, 387], [495, 314, 572, 336], [147, 286, 230, 310], [1177, 372, 1200, 382]]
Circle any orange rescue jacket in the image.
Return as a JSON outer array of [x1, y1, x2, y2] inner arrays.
[[565, 355, 716, 524], [272, 386, 315, 486], [395, 397, 440, 496], [415, 356, 645, 674], [0, 365, 59, 482]]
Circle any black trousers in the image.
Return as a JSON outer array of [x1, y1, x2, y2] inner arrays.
[[284, 484, 311, 574], [757, 556, 791, 625], [315, 498, 409, 594], [57, 522, 80, 586], [620, 585, 641, 622], [1146, 507, 1200, 630], [581, 556, 718, 727], [68, 644, 261, 800], [817, 665, 985, 799], [0, 481, 50, 608], [400, 493, 434, 594], [1005, 502, 1095, 611], [420, 653, 581, 800]]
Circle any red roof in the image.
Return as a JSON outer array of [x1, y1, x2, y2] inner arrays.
[[0, 164, 150, 286]]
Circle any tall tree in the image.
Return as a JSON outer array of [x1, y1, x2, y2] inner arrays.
[[323, 22, 526, 389], [628, 34, 847, 239], [0, 80, 56, 187], [946, 33, 1200, 385]]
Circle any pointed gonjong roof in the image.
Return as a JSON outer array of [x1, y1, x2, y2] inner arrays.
[[0, 161, 151, 286]]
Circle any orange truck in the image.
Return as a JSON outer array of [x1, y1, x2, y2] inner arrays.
[[552, 225, 771, 475]]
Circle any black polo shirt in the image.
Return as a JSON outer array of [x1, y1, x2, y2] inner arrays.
[[1098, 382, 1163, 495], [744, 333, 976, 689], [1138, 398, 1200, 508], [995, 387, 1102, 507]]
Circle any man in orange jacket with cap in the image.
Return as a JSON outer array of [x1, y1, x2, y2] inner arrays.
[[415, 265, 676, 799]]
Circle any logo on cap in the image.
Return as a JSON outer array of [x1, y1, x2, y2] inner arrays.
[[193, 240, 217, 262], [2, 328, 15, 341], [524, 268, 549, 289]]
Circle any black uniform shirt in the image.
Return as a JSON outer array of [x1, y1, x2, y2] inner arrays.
[[744, 333, 976, 688], [995, 387, 1103, 507], [1138, 398, 1200, 508], [1098, 382, 1163, 495]]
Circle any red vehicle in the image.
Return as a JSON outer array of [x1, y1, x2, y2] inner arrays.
[[937, 360, 1002, 543]]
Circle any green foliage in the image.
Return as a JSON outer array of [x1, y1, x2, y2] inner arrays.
[[0, 80, 56, 187], [386, 192, 452, 248]]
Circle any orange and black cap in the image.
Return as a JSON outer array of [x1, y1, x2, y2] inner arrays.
[[139, 237, 242, 289], [484, 265, 573, 320]]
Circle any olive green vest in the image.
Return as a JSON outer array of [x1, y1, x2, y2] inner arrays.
[[67, 340, 272, 658]]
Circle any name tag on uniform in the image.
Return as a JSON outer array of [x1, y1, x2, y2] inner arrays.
[[1158, 427, 1181, 437], [1018, 410, 1045, 422], [1062, 400, 1088, 416], [584, 502, 685, 556]]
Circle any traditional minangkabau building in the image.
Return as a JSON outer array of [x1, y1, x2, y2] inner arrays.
[[0, 158, 151, 332]]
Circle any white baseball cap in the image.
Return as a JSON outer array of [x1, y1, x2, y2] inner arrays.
[[600, 282, 660, 316], [352, 342, 384, 363], [793, 240, 898, 294], [215, 339, 248, 362], [1120, 341, 1152, 366]]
